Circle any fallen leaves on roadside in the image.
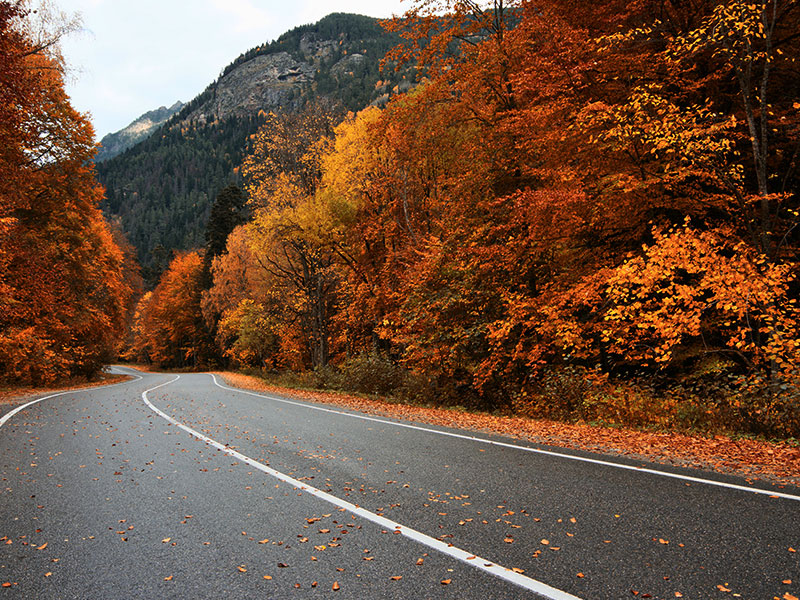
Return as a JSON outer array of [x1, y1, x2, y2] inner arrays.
[[36, 542, 47, 550], [441, 579, 452, 585], [237, 566, 247, 573], [163, 575, 173, 581], [218, 372, 800, 486], [390, 575, 402, 581]]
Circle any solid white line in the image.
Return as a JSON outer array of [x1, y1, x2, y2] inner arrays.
[[0, 372, 143, 430], [143, 376, 581, 600], [209, 375, 800, 502]]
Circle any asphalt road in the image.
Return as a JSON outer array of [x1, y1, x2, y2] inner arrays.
[[0, 366, 798, 599]]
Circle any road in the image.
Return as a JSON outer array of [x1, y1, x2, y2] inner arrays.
[[0, 366, 798, 599]]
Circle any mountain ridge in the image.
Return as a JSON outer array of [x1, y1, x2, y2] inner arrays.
[[96, 101, 184, 162], [97, 13, 408, 284]]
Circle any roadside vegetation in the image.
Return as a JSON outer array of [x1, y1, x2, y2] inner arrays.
[[130, 1, 800, 442]]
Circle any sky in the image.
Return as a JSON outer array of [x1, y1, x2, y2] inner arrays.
[[56, 0, 408, 140]]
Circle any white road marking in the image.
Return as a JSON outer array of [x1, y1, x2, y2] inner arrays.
[[143, 375, 581, 600], [0, 372, 143, 429], [209, 375, 800, 502]]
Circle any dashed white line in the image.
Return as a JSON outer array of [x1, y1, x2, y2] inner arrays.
[[143, 375, 582, 600], [209, 374, 800, 502]]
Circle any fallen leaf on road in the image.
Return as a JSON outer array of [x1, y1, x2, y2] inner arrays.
[[332, 581, 340, 591], [504, 537, 514, 543], [784, 580, 793, 584], [237, 566, 247, 573], [541, 539, 549, 545], [164, 575, 173, 581], [258, 539, 269, 544], [717, 584, 731, 592], [441, 579, 451, 585], [44, 572, 52, 577], [277, 563, 289, 568], [161, 538, 171, 543], [784, 594, 799, 600], [390, 576, 402, 580], [512, 567, 524, 574], [37, 542, 47, 550], [416, 558, 424, 565], [577, 573, 584, 578], [263, 575, 272, 580]]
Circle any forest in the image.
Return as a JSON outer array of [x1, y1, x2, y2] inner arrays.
[[0, 2, 137, 385], [3, 0, 799, 440], [130, 0, 800, 438]]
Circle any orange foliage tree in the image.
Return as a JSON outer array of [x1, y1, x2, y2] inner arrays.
[[131, 251, 209, 368], [0, 2, 132, 384]]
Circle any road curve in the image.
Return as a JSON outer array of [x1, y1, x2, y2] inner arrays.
[[0, 367, 798, 599]]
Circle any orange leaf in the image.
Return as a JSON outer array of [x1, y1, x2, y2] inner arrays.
[[164, 575, 173, 581], [263, 575, 272, 580], [441, 579, 452, 585], [332, 581, 340, 591], [390, 576, 402, 580]]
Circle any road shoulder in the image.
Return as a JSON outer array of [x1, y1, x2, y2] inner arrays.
[[215, 371, 800, 488]]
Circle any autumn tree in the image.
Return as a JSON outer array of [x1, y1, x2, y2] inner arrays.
[[131, 251, 210, 368], [0, 1, 133, 384], [241, 100, 343, 368]]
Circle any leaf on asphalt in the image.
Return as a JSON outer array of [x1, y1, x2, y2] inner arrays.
[[1, 583, 10, 588], [790, 547, 797, 553], [441, 579, 452, 585], [577, 573, 585, 578], [277, 563, 289, 568], [36, 542, 47, 550], [674, 593, 683, 598], [319, 529, 331, 534], [512, 567, 524, 574], [783, 580, 793, 584], [258, 539, 269, 544], [390, 576, 402, 580], [784, 594, 799, 600], [314, 545, 326, 551], [263, 575, 272, 580], [717, 584, 731, 592], [416, 558, 424, 565], [238, 566, 247, 573], [44, 572, 52, 577], [332, 581, 340, 591], [163, 575, 173, 581], [161, 538, 171, 543], [504, 537, 514, 543], [540, 539, 549, 545], [659, 539, 669, 545]]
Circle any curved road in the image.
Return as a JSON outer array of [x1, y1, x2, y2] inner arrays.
[[0, 367, 798, 598]]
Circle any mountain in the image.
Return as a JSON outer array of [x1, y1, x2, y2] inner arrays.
[[97, 13, 410, 284], [96, 101, 184, 162]]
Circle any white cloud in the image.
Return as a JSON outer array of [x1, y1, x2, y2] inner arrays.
[[207, 0, 274, 33]]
